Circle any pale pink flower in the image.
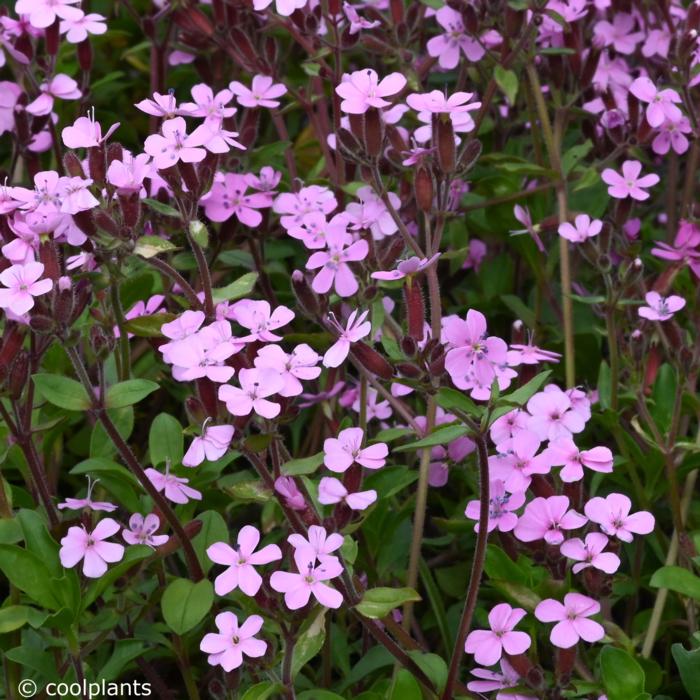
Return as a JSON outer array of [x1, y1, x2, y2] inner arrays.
[[57, 476, 117, 512], [200, 613, 266, 672], [323, 309, 372, 368], [406, 90, 481, 116], [15, 0, 82, 29], [229, 75, 287, 109], [165, 322, 238, 383], [122, 513, 169, 548], [159, 310, 206, 363], [427, 6, 486, 69], [465, 480, 525, 533], [526, 389, 585, 441], [179, 84, 236, 124], [323, 427, 388, 473], [59, 176, 99, 215], [465, 603, 531, 666], [274, 185, 337, 229], [514, 495, 587, 545], [306, 227, 368, 297], [135, 92, 180, 119], [234, 299, 295, 343], [560, 533, 620, 574], [145, 466, 202, 504], [0, 261, 52, 315], [507, 338, 562, 366], [59, 518, 125, 578], [335, 68, 407, 114], [638, 291, 686, 321], [593, 13, 644, 54], [584, 493, 655, 542], [62, 109, 119, 149], [545, 438, 613, 482], [652, 117, 692, 156], [106, 152, 151, 193], [344, 186, 400, 241], [218, 368, 285, 419], [558, 214, 603, 243], [287, 524, 343, 565], [601, 160, 659, 201], [371, 254, 440, 281], [490, 409, 530, 451], [318, 477, 377, 510], [270, 548, 343, 609], [489, 430, 551, 492], [287, 212, 347, 250], [629, 77, 683, 128], [59, 12, 107, 43], [535, 593, 604, 648], [253, 343, 321, 397], [468, 658, 534, 700], [352, 386, 392, 421], [274, 476, 306, 510], [183, 422, 235, 467], [207, 525, 282, 596], [252, 0, 308, 17], [144, 117, 206, 170], [343, 2, 380, 34], [26, 74, 82, 116]]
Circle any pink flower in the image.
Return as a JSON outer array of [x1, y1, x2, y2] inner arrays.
[[229, 75, 287, 109], [270, 548, 343, 610], [468, 658, 533, 700], [207, 525, 282, 596], [352, 387, 392, 421], [560, 533, 621, 575], [15, 0, 82, 29], [371, 254, 440, 281], [144, 117, 206, 170], [179, 84, 236, 124], [318, 477, 377, 510], [558, 214, 603, 243], [344, 186, 400, 241], [535, 593, 604, 648], [0, 261, 53, 316], [465, 480, 525, 533], [145, 466, 202, 504], [601, 160, 659, 201], [406, 90, 480, 116], [323, 427, 388, 473], [507, 338, 562, 366], [62, 109, 119, 149], [306, 227, 368, 297], [59, 518, 125, 578], [159, 310, 207, 362], [545, 438, 613, 482], [287, 525, 343, 565], [514, 495, 587, 545], [60, 12, 107, 43], [253, 343, 321, 397], [122, 513, 169, 548], [489, 430, 551, 492], [593, 13, 644, 54], [629, 77, 683, 128], [335, 68, 407, 114], [526, 389, 585, 441], [106, 152, 151, 193], [252, 0, 308, 17], [584, 493, 655, 542], [274, 476, 306, 510], [323, 309, 372, 368], [135, 92, 180, 119], [343, 2, 380, 34], [200, 612, 266, 672], [427, 6, 486, 69], [464, 603, 531, 666], [26, 74, 82, 116], [274, 185, 337, 229], [638, 292, 686, 321], [218, 368, 285, 419], [183, 422, 234, 467], [652, 118, 692, 156], [234, 299, 295, 342], [57, 476, 117, 512]]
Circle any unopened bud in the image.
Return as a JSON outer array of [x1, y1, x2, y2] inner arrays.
[[178, 161, 200, 194], [39, 241, 60, 281], [45, 18, 60, 55], [363, 108, 384, 158], [53, 287, 74, 322], [396, 362, 422, 378], [119, 192, 141, 229], [435, 115, 456, 174], [351, 342, 394, 380], [88, 145, 106, 185], [400, 335, 417, 358], [9, 351, 30, 399], [404, 280, 425, 341], [106, 142, 123, 165], [77, 38, 92, 72], [29, 315, 55, 334], [63, 152, 84, 177], [94, 210, 120, 237], [291, 270, 320, 316], [414, 166, 434, 213], [505, 7, 524, 37]]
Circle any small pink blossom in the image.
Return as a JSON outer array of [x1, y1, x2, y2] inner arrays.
[[218, 368, 285, 419], [560, 533, 621, 575], [274, 185, 337, 229], [584, 493, 655, 542], [145, 466, 202, 504], [638, 292, 686, 321], [427, 6, 486, 69], [489, 430, 550, 492], [323, 427, 388, 472], [371, 254, 440, 281], [343, 2, 380, 34], [252, 0, 308, 17], [15, 0, 82, 29], [526, 389, 586, 442], [545, 438, 613, 482], [183, 422, 235, 467], [468, 658, 534, 700], [652, 117, 692, 156], [601, 160, 659, 201], [535, 593, 604, 648], [275, 476, 306, 510], [135, 91, 180, 119], [122, 513, 169, 548], [593, 13, 644, 55], [629, 77, 683, 128], [26, 74, 82, 116], [144, 117, 206, 170], [59, 518, 125, 578], [179, 84, 236, 124], [465, 480, 525, 533], [57, 476, 117, 513], [344, 186, 400, 241], [406, 90, 481, 116], [62, 109, 119, 149], [0, 261, 53, 316], [200, 612, 266, 672], [323, 309, 372, 368], [318, 477, 377, 510], [253, 343, 321, 397], [59, 12, 107, 43], [270, 548, 343, 609], [106, 152, 151, 193], [464, 603, 531, 666], [287, 525, 343, 565], [207, 525, 282, 596], [558, 214, 603, 243], [514, 495, 587, 545], [229, 75, 287, 109], [234, 299, 295, 343], [306, 227, 368, 297], [335, 68, 407, 114]]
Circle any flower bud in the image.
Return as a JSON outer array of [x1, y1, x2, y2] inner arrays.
[[178, 161, 200, 194], [119, 192, 141, 229], [45, 18, 60, 56], [53, 287, 74, 323], [580, 48, 600, 89], [291, 269, 320, 317], [29, 314, 55, 334], [350, 342, 394, 380], [404, 280, 425, 341], [505, 7, 524, 37], [63, 152, 85, 178], [363, 108, 384, 159], [88, 145, 106, 185], [688, 1, 700, 31], [0, 325, 25, 368], [90, 325, 114, 360], [197, 377, 219, 417], [435, 115, 456, 174], [458, 138, 482, 174], [39, 241, 60, 281], [94, 210, 120, 237], [9, 350, 29, 400], [396, 362, 422, 378], [414, 166, 434, 213], [106, 142, 123, 165], [77, 38, 92, 72]]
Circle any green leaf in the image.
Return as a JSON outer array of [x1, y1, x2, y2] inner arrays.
[[600, 646, 645, 700], [434, 387, 482, 418], [212, 272, 258, 303], [562, 140, 592, 175], [105, 379, 160, 409], [355, 587, 421, 619], [99, 639, 146, 682], [394, 424, 469, 452], [83, 546, 152, 608], [225, 480, 272, 503], [650, 566, 700, 600], [494, 65, 518, 105], [191, 510, 229, 573], [407, 651, 448, 693], [390, 669, 422, 700], [17, 509, 62, 577], [149, 413, 184, 467], [189, 220, 209, 248], [297, 692, 345, 700], [0, 605, 47, 633], [134, 235, 179, 258], [496, 370, 552, 408], [161, 578, 214, 635], [282, 452, 324, 476], [0, 544, 61, 609], [32, 374, 91, 410], [143, 198, 181, 218], [241, 682, 285, 700], [672, 644, 700, 700], [123, 313, 175, 337], [292, 608, 327, 676]]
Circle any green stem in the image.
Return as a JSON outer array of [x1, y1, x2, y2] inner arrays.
[[605, 305, 619, 411]]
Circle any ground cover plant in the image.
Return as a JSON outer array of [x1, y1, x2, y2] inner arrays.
[[0, 0, 699, 698]]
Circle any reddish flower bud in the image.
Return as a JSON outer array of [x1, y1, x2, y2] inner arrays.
[[403, 280, 426, 342], [29, 314, 55, 334], [414, 166, 434, 213], [39, 241, 60, 281], [435, 115, 456, 174], [94, 210, 120, 237], [395, 362, 422, 379], [45, 18, 60, 56], [178, 161, 200, 194], [400, 334, 417, 358], [9, 351, 29, 399], [363, 108, 384, 159], [505, 7, 524, 37], [63, 152, 85, 178], [77, 38, 92, 72], [119, 192, 141, 229], [106, 142, 123, 165], [350, 342, 394, 380], [88, 145, 106, 185], [390, 0, 404, 23]]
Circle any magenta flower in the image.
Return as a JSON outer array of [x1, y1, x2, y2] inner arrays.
[[253, 343, 321, 397], [526, 389, 585, 442], [335, 68, 406, 114], [200, 612, 266, 672], [15, 0, 82, 29], [229, 75, 287, 109], [145, 466, 202, 504], [59, 518, 125, 578], [465, 480, 525, 533], [200, 172, 271, 226], [593, 13, 644, 54], [144, 117, 206, 170], [323, 309, 372, 368], [638, 292, 686, 321], [558, 214, 603, 243], [560, 533, 621, 575], [427, 6, 486, 69], [464, 603, 531, 666], [584, 493, 655, 542], [545, 438, 613, 482], [122, 513, 169, 548], [218, 368, 285, 419], [234, 299, 295, 342], [601, 160, 659, 201], [270, 548, 343, 610], [57, 476, 117, 513], [318, 477, 377, 511], [306, 227, 368, 298], [323, 427, 388, 473], [652, 118, 692, 156], [183, 422, 235, 467], [535, 593, 604, 648], [629, 77, 683, 128], [514, 495, 587, 545], [207, 525, 282, 596], [0, 261, 53, 316]]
